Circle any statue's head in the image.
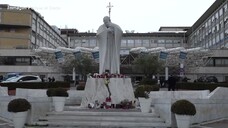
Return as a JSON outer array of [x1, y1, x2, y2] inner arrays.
[[103, 16, 111, 28]]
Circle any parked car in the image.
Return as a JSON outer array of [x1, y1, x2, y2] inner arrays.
[[194, 76, 218, 83], [1, 75, 42, 83], [2, 72, 22, 81]]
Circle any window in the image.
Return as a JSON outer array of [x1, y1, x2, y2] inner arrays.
[[206, 59, 214, 66], [219, 8, 223, 16], [224, 4, 227, 12], [142, 40, 149, 47], [121, 40, 127, 47], [19, 76, 38, 82], [220, 33, 224, 40], [215, 12, 219, 20], [127, 40, 134, 47], [215, 59, 222, 66], [135, 40, 142, 47], [82, 39, 89, 47], [89, 39, 96, 47], [158, 40, 165, 43], [216, 35, 220, 43]]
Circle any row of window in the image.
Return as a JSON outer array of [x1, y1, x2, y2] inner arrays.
[[190, 2, 228, 48], [0, 56, 32, 65], [70, 38, 183, 48], [206, 57, 228, 67], [31, 13, 66, 49]]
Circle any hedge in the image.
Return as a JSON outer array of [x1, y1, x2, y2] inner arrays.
[[176, 82, 228, 92], [140, 78, 157, 85], [0, 81, 70, 90]]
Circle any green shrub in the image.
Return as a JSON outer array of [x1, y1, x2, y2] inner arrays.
[[76, 85, 85, 90], [134, 86, 149, 98], [140, 78, 157, 85], [134, 85, 159, 98], [0, 81, 70, 90], [144, 84, 160, 91], [46, 88, 69, 97], [171, 99, 196, 116], [176, 82, 228, 92], [8, 98, 31, 113]]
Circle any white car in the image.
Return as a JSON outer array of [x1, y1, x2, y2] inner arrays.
[[2, 75, 42, 83]]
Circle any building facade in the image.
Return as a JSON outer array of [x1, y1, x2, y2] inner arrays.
[[63, 0, 228, 82], [0, 4, 67, 78], [186, 0, 228, 82], [0, 1, 228, 82]]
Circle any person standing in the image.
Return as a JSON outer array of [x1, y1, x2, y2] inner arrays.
[[168, 75, 177, 91], [97, 16, 123, 74]]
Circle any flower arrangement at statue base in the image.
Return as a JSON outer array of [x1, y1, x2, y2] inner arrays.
[[88, 98, 135, 109], [91, 73, 127, 78]]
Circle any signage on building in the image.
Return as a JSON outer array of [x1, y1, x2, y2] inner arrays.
[[73, 51, 81, 59], [54, 50, 64, 63], [179, 51, 187, 60], [92, 51, 99, 59], [159, 51, 168, 60]]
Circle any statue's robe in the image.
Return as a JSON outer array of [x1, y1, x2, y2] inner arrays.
[[97, 23, 123, 74]]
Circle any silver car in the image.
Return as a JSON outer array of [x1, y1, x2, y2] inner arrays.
[[2, 75, 42, 83]]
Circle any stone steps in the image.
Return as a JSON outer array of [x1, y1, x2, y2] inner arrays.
[[31, 107, 168, 128], [35, 121, 168, 128]]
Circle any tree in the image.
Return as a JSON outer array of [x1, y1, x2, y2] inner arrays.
[[132, 54, 164, 78], [60, 55, 98, 81]]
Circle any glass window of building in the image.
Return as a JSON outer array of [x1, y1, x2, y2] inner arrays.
[[216, 35, 220, 43], [82, 39, 89, 47], [215, 12, 219, 20], [213, 37, 216, 45], [16, 58, 30, 65], [212, 16, 215, 23], [224, 3, 227, 12], [220, 32, 224, 40], [208, 18, 212, 26], [212, 27, 215, 33], [135, 40, 142, 47], [207, 59, 214, 66], [150, 39, 157, 47], [209, 40, 212, 47], [89, 39, 96, 47], [173, 43, 179, 47], [205, 43, 208, 48], [224, 59, 228, 65], [205, 22, 208, 28], [158, 40, 165, 43], [215, 58, 223, 66], [142, 40, 149, 47], [219, 8, 223, 16], [121, 40, 127, 47], [226, 28, 228, 35], [127, 40, 134, 47]]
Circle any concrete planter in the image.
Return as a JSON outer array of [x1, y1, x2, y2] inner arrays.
[[13, 111, 28, 128], [52, 97, 66, 112], [175, 114, 191, 128], [138, 97, 151, 113]]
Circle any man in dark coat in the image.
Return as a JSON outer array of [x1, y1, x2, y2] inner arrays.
[[168, 75, 177, 91]]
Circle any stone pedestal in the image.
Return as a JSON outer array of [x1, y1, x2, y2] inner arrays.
[[81, 78, 135, 107]]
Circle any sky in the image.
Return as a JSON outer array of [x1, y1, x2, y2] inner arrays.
[[2, 0, 216, 33]]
